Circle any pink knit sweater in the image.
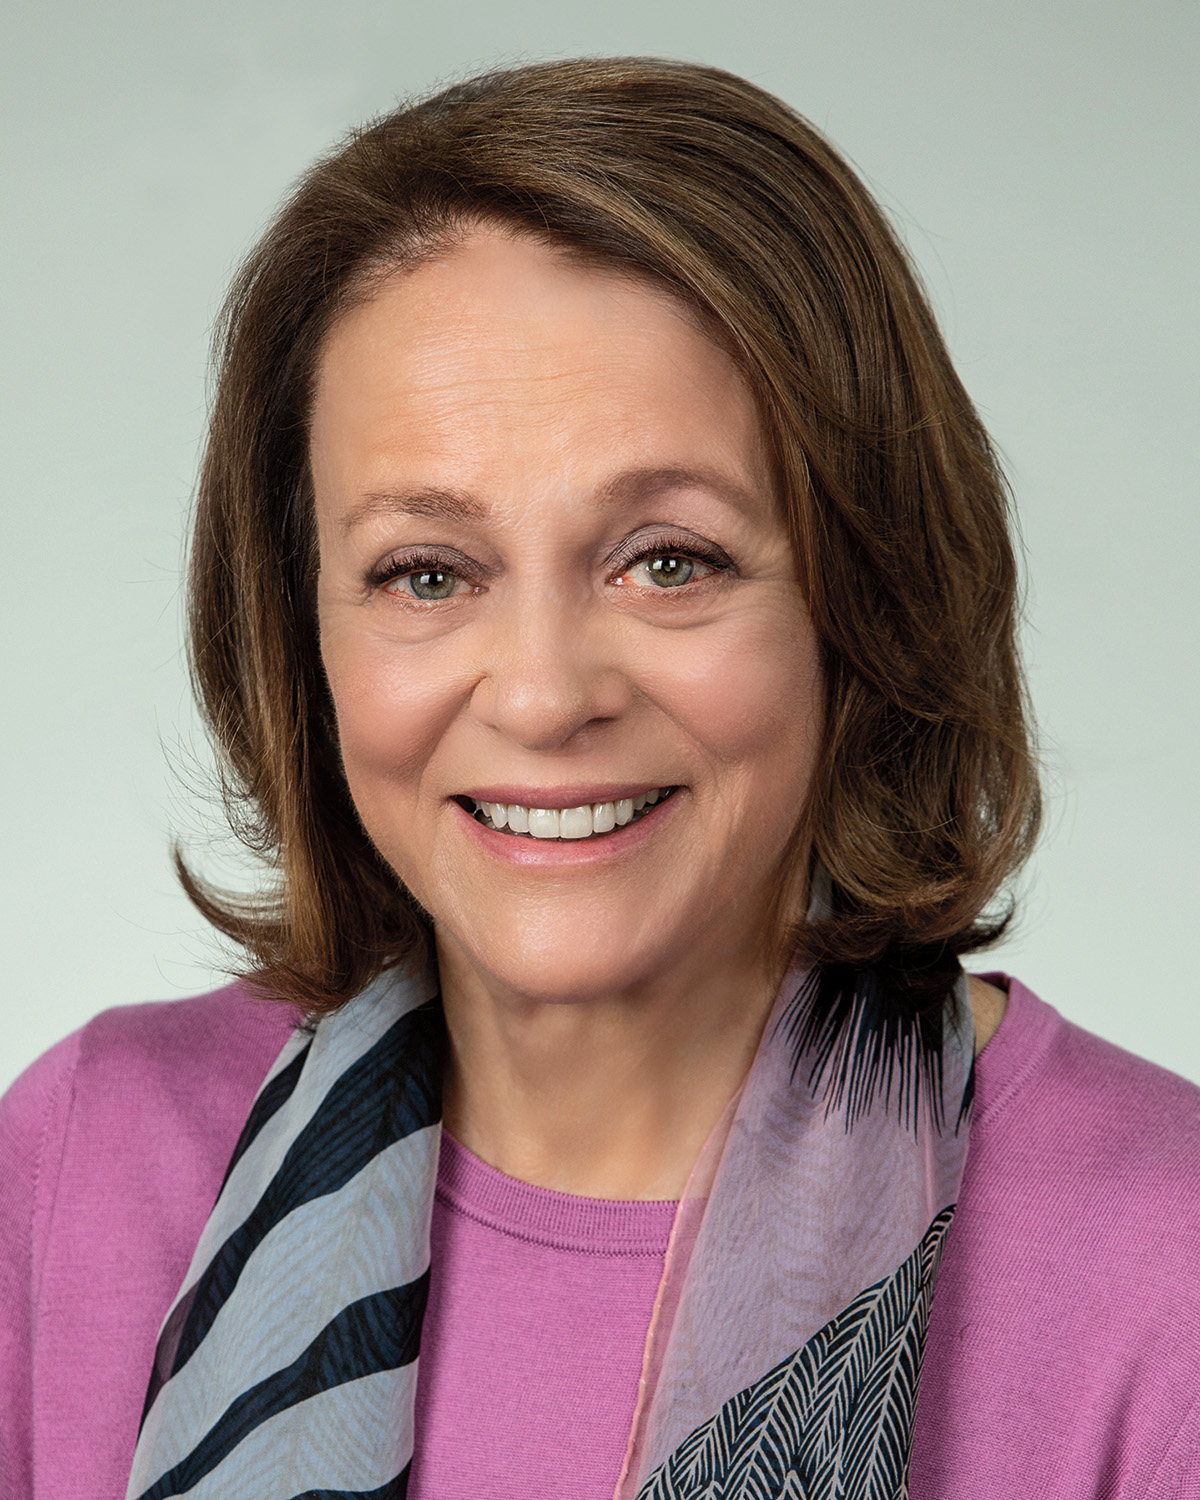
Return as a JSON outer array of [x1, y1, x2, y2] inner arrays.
[[2, 976, 1199, 1498]]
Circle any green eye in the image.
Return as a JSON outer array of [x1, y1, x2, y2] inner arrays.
[[409, 569, 457, 600], [646, 555, 695, 588]]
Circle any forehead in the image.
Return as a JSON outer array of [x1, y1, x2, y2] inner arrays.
[[309, 228, 769, 505]]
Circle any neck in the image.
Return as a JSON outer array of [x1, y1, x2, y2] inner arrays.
[[436, 934, 784, 1201], [435, 943, 1007, 1202]]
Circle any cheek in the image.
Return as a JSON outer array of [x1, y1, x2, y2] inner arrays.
[[319, 617, 461, 807], [653, 605, 823, 794]]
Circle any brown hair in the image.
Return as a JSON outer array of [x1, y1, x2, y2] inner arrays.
[[180, 56, 1041, 1018]]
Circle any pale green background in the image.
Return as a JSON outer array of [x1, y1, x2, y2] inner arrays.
[[3, 0, 1197, 1094]]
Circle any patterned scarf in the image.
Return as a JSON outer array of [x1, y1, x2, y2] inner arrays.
[[125, 962, 973, 1500]]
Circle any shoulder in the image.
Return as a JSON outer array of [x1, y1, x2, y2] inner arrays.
[[3, 981, 293, 1137], [68, 981, 300, 1091], [1, 981, 299, 1281], [914, 976, 1200, 1498], [3, 983, 298, 1151], [0, 984, 300, 1497], [962, 973, 1200, 1338], [970, 975, 1200, 1222]]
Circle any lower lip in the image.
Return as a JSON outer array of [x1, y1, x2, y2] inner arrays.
[[453, 792, 684, 866]]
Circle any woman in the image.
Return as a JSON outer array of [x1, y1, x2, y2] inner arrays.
[[2, 57, 1198, 1500]]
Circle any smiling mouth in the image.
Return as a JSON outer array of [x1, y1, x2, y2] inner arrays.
[[462, 787, 679, 841]]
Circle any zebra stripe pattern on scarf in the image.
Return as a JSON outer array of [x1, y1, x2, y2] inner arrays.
[[634, 1207, 954, 1499], [126, 969, 446, 1500]]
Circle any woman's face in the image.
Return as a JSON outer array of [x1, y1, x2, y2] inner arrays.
[[312, 227, 822, 1005]]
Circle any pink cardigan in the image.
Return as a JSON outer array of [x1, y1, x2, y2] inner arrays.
[[3, 976, 1200, 1498]]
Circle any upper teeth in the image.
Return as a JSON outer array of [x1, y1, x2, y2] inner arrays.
[[473, 788, 670, 839]]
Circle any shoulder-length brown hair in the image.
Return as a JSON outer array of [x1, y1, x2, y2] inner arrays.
[[180, 56, 1041, 1018]]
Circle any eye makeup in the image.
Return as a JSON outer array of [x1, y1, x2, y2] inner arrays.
[[363, 525, 738, 604]]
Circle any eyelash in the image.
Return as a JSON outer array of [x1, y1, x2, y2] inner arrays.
[[369, 537, 734, 600], [367, 549, 478, 594]]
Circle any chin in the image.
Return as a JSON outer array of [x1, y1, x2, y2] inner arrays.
[[438, 906, 690, 1006]]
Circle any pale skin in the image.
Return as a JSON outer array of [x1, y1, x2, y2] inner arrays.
[[312, 227, 1006, 1201]]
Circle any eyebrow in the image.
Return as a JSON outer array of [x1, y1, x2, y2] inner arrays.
[[340, 466, 760, 535], [341, 487, 487, 535], [596, 465, 760, 514]]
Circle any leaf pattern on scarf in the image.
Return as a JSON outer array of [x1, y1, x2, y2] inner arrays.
[[635, 1207, 954, 1500]]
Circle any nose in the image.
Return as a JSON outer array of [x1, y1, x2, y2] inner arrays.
[[469, 583, 632, 752]]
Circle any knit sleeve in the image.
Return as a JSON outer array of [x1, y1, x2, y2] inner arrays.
[[0, 1032, 82, 1499]]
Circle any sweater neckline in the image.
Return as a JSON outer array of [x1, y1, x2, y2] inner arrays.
[[435, 1131, 678, 1255]]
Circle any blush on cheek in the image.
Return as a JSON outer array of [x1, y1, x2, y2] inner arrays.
[[657, 610, 822, 769], [320, 635, 454, 842]]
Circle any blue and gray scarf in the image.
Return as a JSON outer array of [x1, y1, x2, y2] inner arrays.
[[126, 962, 973, 1499]]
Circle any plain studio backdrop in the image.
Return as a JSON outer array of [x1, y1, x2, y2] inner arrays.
[[2, 0, 1197, 1095]]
